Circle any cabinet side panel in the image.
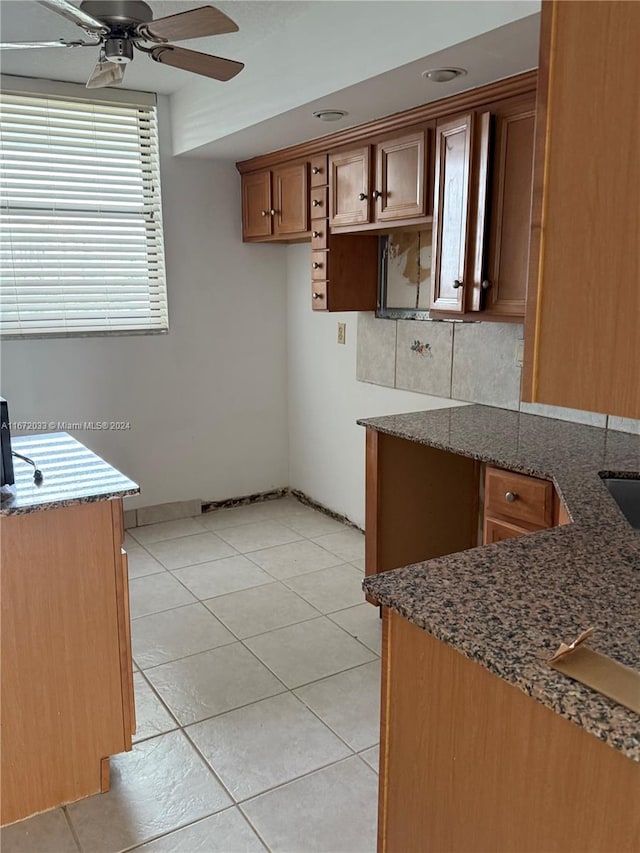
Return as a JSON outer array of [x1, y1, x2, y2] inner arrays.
[[523, 1, 554, 402], [382, 611, 640, 853], [1, 502, 127, 825], [526, 0, 640, 418], [376, 434, 479, 573]]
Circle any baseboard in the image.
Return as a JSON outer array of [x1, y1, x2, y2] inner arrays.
[[289, 489, 362, 533], [126, 486, 362, 533], [201, 487, 289, 513]]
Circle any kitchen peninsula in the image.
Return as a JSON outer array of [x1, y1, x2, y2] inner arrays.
[[1, 433, 139, 826], [361, 405, 640, 852]]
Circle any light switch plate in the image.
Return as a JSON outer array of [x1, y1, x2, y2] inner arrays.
[[337, 322, 346, 345]]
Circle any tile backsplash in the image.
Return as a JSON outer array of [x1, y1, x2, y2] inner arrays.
[[395, 320, 453, 398], [356, 313, 640, 432], [358, 314, 522, 410]]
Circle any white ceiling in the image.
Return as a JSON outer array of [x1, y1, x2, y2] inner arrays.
[[0, 0, 541, 158]]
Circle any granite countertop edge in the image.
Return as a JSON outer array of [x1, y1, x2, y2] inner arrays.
[[1, 432, 140, 516], [1, 487, 140, 516], [359, 404, 640, 762]]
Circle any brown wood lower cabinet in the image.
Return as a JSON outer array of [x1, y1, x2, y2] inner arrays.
[[0, 499, 134, 825], [482, 465, 568, 545], [364, 431, 572, 595], [379, 609, 640, 853]]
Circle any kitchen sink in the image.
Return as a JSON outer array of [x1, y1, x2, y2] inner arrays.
[[602, 477, 640, 529]]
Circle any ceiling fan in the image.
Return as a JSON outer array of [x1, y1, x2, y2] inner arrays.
[[0, 0, 244, 88]]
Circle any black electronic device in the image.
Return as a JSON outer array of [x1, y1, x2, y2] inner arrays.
[[1, 397, 14, 487]]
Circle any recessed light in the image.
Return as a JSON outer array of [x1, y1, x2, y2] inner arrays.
[[422, 68, 467, 83], [313, 109, 348, 122]]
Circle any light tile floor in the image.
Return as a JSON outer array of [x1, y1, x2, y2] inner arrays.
[[3, 496, 380, 853]]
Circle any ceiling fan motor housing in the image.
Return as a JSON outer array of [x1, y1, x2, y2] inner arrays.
[[104, 37, 134, 63], [79, 0, 152, 27]]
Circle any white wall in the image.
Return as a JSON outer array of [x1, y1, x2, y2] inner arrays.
[[286, 245, 463, 529], [1, 96, 289, 509]]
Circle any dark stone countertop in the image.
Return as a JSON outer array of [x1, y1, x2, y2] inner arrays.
[[1, 433, 139, 515], [359, 405, 640, 761]]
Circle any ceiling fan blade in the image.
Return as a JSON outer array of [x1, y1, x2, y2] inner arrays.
[[86, 56, 125, 88], [37, 0, 109, 34], [0, 39, 97, 49], [139, 6, 238, 42], [151, 46, 243, 81]]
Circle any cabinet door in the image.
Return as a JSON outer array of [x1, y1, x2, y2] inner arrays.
[[430, 114, 473, 312], [272, 162, 308, 237], [241, 170, 272, 239], [374, 130, 427, 222], [484, 102, 535, 317], [329, 146, 370, 227]]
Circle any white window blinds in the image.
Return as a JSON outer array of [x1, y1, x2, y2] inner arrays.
[[0, 91, 168, 336]]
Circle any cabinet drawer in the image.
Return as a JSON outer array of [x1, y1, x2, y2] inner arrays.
[[483, 516, 533, 544], [310, 155, 328, 187], [311, 281, 327, 310], [310, 187, 328, 219], [311, 222, 328, 250], [311, 251, 328, 280], [485, 467, 554, 528]]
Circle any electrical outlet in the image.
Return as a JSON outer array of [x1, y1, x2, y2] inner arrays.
[[515, 339, 524, 367], [337, 322, 346, 345]]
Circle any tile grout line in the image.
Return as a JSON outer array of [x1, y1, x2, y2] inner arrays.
[[119, 806, 270, 853], [61, 806, 83, 853]]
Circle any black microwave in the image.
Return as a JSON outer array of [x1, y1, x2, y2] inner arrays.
[[1, 398, 14, 487]]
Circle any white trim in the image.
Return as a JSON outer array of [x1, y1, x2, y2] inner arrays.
[[0, 73, 156, 108]]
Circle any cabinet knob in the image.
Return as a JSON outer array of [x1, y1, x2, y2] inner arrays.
[[312, 166, 321, 175], [505, 491, 518, 503], [270, 209, 277, 216], [312, 291, 324, 300], [312, 262, 322, 270], [261, 210, 268, 217], [312, 199, 322, 207], [453, 279, 464, 289], [372, 190, 382, 200], [312, 231, 321, 239], [481, 279, 492, 290], [358, 192, 368, 201]]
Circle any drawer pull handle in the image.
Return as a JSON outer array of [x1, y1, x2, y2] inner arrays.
[[312, 231, 321, 238], [453, 279, 464, 289], [372, 190, 382, 200], [312, 262, 322, 270], [312, 291, 324, 300], [358, 192, 368, 201], [312, 166, 321, 175], [505, 491, 518, 503], [312, 199, 322, 207]]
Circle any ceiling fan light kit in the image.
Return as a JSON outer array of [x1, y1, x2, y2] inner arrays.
[[0, 0, 245, 88]]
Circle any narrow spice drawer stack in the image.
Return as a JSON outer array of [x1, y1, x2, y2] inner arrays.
[[309, 154, 378, 312]]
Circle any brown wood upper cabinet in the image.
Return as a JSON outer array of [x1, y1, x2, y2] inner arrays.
[[430, 97, 535, 318], [523, 0, 640, 419], [241, 161, 309, 241], [329, 128, 429, 230]]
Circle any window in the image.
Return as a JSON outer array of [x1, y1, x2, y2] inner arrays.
[[0, 89, 168, 337]]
